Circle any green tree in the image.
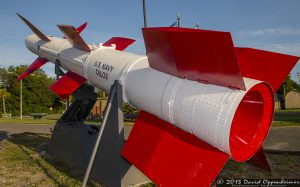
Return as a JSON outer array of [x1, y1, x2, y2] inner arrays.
[[290, 79, 300, 92], [0, 88, 10, 114], [123, 103, 139, 114], [0, 65, 64, 115], [276, 75, 300, 110], [276, 75, 300, 95]]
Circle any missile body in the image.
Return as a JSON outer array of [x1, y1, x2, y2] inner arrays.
[[25, 34, 274, 162]]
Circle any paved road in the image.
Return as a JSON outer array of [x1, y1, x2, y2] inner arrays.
[[0, 124, 298, 152], [0, 123, 133, 140], [264, 126, 300, 152], [0, 124, 54, 134]]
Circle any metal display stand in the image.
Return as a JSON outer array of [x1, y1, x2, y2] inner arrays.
[[48, 80, 148, 187], [58, 84, 97, 124]]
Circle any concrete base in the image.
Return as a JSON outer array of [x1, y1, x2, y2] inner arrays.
[[48, 123, 149, 186]]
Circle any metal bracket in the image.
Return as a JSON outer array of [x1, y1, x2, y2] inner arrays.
[[82, 80, 123, 186], [57, 84, 97, 124], [54, 59, 65, 79]]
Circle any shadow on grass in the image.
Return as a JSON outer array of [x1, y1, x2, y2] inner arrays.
[[7, 132, 84, 186], [0, 130, 8, 142]]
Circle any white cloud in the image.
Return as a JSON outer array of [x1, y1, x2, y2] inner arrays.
[[234, 28, 300, 82], [234, 27, 300, 57], [236, 42, 300, 82], [237, 27, 300, 39], [253, 42, 300, 57]]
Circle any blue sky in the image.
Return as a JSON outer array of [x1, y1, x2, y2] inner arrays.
[[0, 0, 299, 82]]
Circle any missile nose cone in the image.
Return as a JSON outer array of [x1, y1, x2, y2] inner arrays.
[[25, 34, 43, 54]]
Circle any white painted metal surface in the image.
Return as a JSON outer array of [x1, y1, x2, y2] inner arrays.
[[124, 59, 262, 155]]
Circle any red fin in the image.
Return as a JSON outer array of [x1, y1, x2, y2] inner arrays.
[[247, 147, 271, 172], [235, 47, 299, 91], [102, 37, 135, 51], [142, 27, 246, 90], [50, 71, 86, 100], [17, 57, 48, 80], [76, 22, 87, 34], [57, 24, 91, 52], [122, 111, 229, 187]]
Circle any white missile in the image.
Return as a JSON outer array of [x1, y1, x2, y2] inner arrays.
[[18, 14, 299, 186], [25, 32, 272, 161]]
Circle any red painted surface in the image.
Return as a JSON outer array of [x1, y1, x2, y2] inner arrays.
[[102, 37, 135, 51], [142, 27, 246, 90], [122, 111, 229, 187], [50, 71, 86, 100], [229, 82, 274, 162], [76, 22, 87, 34], [247, 147, 271, 171], [17, 57, 48, 80], [235, 47, 299, 92]]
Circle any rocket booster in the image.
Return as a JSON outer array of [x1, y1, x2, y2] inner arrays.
[[18, 14, 299, 186]]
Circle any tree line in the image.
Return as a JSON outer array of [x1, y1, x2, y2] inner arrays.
[[0, 65, 64, 116], [276, 75, 300, 95]]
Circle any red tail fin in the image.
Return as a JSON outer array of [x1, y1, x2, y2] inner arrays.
[[76, 22, 87, 34], [142, 27, 246, 90], [103, 37, 135, 51], [247, 147, 271, 172], [17, 57, 48, 80], [235, 47, 299, 91], [122, 111, 229, 187], [50, 71, 86, 100]]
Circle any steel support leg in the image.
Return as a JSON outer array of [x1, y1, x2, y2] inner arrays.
[[82, 80, 124, 187]]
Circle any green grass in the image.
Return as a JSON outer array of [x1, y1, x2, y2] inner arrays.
[[0, 118, 56, 125], [0, 114, 61, 125], [0, 132, 155, 187], [272, 112, 300, 127], [85, 119, 134, 126], [273, 115, 300, 121], [275, 108, 300, 112], [124, 121, 134, 126], [0, 117, 134, 126], [272, 121, 300, 127], [0, 133, 82, 186]]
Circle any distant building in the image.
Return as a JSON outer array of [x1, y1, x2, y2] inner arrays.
[[274, 94, 281, 110], [90, 97, 108, 119], [275, 91, 300, 109], [285, 91, 300, 109]]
